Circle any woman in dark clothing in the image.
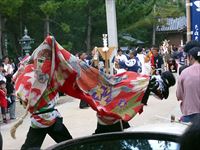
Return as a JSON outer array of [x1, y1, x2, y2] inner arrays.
[[5, 74, 16, 119]]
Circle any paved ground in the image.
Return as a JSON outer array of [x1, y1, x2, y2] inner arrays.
[[0, 83, 183, 150]]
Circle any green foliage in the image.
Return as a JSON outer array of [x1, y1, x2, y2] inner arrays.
[[116, 0, 185, 45], [40, 0, 61, 16], [1, 0, 185, 57], [60, 23, 70, 33], [0, 0, 23, 17], [62, 42, 73, 51]]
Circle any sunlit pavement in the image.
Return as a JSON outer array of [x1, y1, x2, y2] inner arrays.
[[0, 82, 182, 149]]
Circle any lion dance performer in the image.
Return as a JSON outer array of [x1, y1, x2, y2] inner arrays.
[[12, 36, 175, 149]]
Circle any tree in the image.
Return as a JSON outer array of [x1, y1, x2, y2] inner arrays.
[[40, 0, 61, 37], [116, 0, 185, 46], [0, 0, 185, 58], [0, 0, 23, 58]]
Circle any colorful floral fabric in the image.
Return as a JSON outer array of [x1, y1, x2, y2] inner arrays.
[[14, 36, 150, 127]]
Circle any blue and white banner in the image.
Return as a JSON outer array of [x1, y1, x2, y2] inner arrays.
[[191, 0, 200, 41]]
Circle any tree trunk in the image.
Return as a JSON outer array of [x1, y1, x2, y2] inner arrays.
[[86, 7, 92, 52], [44, 15, 50, 37], [152, 4, 156, 45], [2, 18, 7, 56], [20, 11, 23, 56], [0, 14, 2, 59], [152, 24, 156, 45]]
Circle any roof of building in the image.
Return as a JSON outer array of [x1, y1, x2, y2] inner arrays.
[[156, 16, 186, 32], [120, 33, 144, 44]]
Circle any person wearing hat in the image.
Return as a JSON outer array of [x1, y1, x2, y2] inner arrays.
[[176, 46, 200, 123]]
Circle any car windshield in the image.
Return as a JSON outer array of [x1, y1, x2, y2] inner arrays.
[[47, 132, 180, 150], [65, 139, 178, 150]]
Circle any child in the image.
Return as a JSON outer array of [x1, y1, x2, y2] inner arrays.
[[0, 80, 8, 123]]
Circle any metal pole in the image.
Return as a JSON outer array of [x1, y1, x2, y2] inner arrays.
[[105, 0, 118, 75], [186, 0, 191, 42]]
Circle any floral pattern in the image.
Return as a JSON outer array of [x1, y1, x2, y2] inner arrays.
[[14, 36, 150, 126]]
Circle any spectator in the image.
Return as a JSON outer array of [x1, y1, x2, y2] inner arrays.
[[150, 46, 164, 75], [0, 64, 6, 82], [116, 48, 128, 62], [118, 50, 141, 73], [0, 80, 8, 123], [178, 40, 200, 74], [176, 47, 200, 123], [2, 56, 14, 75], [136, 47, 146, 75], [6, 74, 16, 120]]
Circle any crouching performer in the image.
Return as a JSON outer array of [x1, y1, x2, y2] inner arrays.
[[94, 71, 176, 134], [11, 36, 175, 149]]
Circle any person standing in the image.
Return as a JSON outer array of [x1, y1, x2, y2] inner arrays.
[[118, 51, 141, 73], [116, 48, 128, 62], [6, 74, 16, 120], [0, 80, 8, 123], [150, 47, 164, 75], [176, 47, 200, 123], [136, 47, 146, 75], [0, 64, 6, 83], [2, 56, 14, 76]]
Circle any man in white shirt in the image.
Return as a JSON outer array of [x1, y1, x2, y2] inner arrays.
[[0, 64, 6, 82], [136, 47, 146, 75], [116, 49, 128, 62], [3, 56, 14, 75]]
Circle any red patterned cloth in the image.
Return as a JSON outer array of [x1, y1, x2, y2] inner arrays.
[[14, 36, 150, 127]]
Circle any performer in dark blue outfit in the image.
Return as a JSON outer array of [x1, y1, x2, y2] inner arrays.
[[118, 51, 142, 73]]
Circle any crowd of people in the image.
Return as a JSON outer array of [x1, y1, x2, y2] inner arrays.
[[0, 56, 17, 123], [72, 43, 191, 113], [74, 44, 187, 79], [73, 41, 200, 150], [114, 45, 187, 77], [0, 39, 199, 150]]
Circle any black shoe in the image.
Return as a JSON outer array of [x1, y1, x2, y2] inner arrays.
[[79, 105, 89, 109], [79, 100, 89, 109]]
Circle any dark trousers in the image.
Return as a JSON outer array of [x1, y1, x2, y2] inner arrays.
[[21, 118, 72, 150], [94, 121, 130, 134], [181, 113, 200, 123], [1, 107, 7, 120]]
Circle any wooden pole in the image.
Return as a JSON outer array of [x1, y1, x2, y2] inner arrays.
[[186, 0, 191, 42]]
